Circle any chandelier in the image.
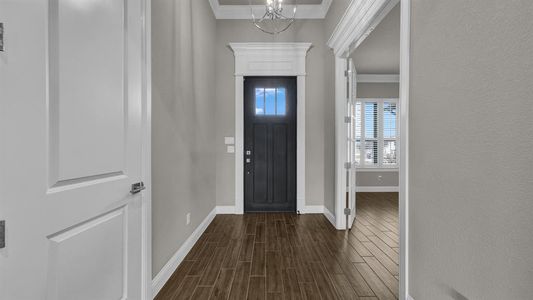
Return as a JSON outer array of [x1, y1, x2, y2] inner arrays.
[[250, 0, 297, 35]]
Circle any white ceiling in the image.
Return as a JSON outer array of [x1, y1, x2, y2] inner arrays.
[[219, 0, 322, 4], [351, 3, 400, 74], [209, 0, 331, 19]]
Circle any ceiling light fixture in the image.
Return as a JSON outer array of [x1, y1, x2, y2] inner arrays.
[[250, 0, 297, 35]]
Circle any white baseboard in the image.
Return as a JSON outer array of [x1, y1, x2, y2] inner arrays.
[[407, 295, 415, 300], [301, 205, 324, 214], [323, 206, 336, 227], [357, 186, 399, 192], [216, 205, 326, 214], [151, 207, 217, 298], [216, 205, 236, 214]]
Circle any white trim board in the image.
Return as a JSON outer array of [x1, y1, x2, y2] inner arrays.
[[399, 0, 411, 298], [208, 0, 332, 19], [141, 1, 152, 299], [323, 207, 336, 228], [151, 208, 217, 298], [327, 0, 399, 56], [229, 42, 311, 215], [216, 206, 236, 214], [217, 205, 325, 215], [356, 186, 399, 193], [357, 74, 400, 83], [357, 168, 399, 173]]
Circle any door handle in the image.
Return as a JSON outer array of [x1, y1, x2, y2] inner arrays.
[[130, 182, 146, 194]]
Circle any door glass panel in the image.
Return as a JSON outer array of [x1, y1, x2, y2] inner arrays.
[[256, 87, 286, 116], [276, 88, 286, 115], [255, 88, 265, 115], [265, 88, 276, 115]]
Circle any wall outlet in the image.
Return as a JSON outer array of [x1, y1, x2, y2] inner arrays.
[[186, 213, 191, 225]]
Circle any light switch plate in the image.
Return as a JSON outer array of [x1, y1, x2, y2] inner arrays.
[[227, 145, 235, 153], [224, 136, 234, 145]]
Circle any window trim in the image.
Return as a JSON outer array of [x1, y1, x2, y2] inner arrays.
[[355, 98, 399, 169]]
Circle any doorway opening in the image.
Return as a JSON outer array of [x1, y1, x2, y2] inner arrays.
[[244, 77, 297, 212], [327, 0, 410, 299]]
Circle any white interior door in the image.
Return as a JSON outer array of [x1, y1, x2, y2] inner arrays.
[[0, 1, 145, 299], [345, 58, 357, 229]]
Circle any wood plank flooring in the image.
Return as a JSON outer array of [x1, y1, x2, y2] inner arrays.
[[155, 192, 399, 300]]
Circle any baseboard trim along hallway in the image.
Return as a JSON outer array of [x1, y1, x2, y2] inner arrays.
[[151, 208, 217, 298]]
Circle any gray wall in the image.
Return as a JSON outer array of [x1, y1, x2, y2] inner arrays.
[[151, 0, 217, 277], [409, 1, 533, 299], [357, 83, 399, 98], [214, 20, 335, 209], [356, 83, 400, 188], [324, 0, 351, 38]]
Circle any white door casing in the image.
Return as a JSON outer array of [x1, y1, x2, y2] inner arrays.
[[229, 43, 311, 214], [0, 1, 149, 299]]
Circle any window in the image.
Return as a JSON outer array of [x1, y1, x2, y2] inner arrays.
[[255, 87, 286, 116], [355, 99, 398, 168]]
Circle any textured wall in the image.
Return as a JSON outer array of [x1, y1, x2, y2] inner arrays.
[[151, 0, 217, 277], [409, 1, 533, 299], [214, 20, 334, 209]]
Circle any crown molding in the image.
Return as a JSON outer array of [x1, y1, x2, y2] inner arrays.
[[209, 0, 332, 19], [327, 0, 399, 56]]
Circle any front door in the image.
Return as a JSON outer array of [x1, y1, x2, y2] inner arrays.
[[0, 1, 146, 299], [244, 77, 296, 212]]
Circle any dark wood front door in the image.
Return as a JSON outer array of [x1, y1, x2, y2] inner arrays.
[[244, 77, 297, 212]]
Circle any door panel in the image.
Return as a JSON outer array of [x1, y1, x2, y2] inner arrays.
[[47, 208, 126, 300], [0, 1, 145, 299], [253, 124, 268, 204], [50, 0, 127, 186], [244, 77, 296, 212], [272, 124, 288, 204]]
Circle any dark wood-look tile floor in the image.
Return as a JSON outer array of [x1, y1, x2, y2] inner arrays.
[[156, 192, 399, 300]]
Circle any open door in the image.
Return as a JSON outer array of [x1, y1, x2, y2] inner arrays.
[[0, 1, 147, 299], [345, 58, 357, 230]]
